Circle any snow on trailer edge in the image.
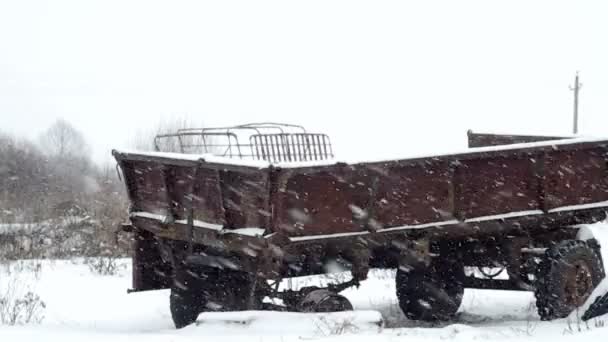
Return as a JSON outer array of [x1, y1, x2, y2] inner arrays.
[[130, 200, 608, 241], [113, 135, 608, 168]]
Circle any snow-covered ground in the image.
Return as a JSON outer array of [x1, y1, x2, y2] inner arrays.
[[2, 225, 608, 341]]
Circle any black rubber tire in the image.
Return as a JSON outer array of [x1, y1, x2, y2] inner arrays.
[[170, 287, 202, 329], [216, 269, 259, 311], [170, 263, 258, 329], [170, 264, 212, 329], [395, 262, 465, 321], [535, 239, 605, 320]]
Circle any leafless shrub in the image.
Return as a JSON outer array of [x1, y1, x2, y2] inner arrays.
[[0, 276, 45, 325], [84, 256, 125, 276], [563, 308, 586, 335], [564, 317, 575, 334], [313, 315, 361, 336], [3, 260, 43, 280], [510, 300, 539, 336]]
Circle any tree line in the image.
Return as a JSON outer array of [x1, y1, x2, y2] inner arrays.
[[0, 116, 204, 259], [0, 119, 127, 258]]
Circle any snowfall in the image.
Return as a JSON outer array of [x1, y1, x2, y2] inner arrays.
[[1, 226, 608, 341]]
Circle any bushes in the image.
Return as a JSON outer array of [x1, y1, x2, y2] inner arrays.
[[0, 123, 130, 261], [84, 256, 125, 276], [0, 217, 128, 260], [0, 290, 46, 325], [0, 264, 46, 325]]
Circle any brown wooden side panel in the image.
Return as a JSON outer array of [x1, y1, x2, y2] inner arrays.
[[467, 132, 567, 148], [164, 164, 226, 225], [163, 164, 197, 221], [270, 141, 608, 237], [121, 158, 226, 226], [273, 155, 540, 235], [455, 154, 540, 219], [219, 169, 271, 229], [191, 167, 226, 225], [368, 160, 453, 226], [117, 139, 608, 242], [543, 147, 608, 209], [122, 160, 170, 215], [273, 160, 452, 235], [273, 165, 364, 236]]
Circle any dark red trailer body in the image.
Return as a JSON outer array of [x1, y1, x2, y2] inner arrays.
[[114, 126, 608, 327]]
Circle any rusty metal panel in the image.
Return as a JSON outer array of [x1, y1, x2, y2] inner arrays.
[[117, 156, 225, 227], [367, 159, 453, 226], [273, 159, 452, 235], [270, 141, 608, 237], [163, 164, 197, 221], [164, 164, 226, 225], [455, 153, 540, 219], [116, 138, 608, 245], [467, 131, 568, 148], [191, 166, 226, 225], [122, 160, 170, 216], [272, 164, 363, 236], [131, 228, 171, 291], [219, 169, 271, 229], [543, 147, 608, 209]]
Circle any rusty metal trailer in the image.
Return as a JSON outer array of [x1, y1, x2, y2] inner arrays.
[[114, 124, 607, 328]]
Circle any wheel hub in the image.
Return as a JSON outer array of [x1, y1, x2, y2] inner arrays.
[[565, 260, 594, 307], [297, 289, 354, 313]]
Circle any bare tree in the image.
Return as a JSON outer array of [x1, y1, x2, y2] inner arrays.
[[0, 132, 53, 222], [0, 128, 129, 258], [39, 119, 91, 161], [38, 119, 94, 212], [129, 115, 208, 153]]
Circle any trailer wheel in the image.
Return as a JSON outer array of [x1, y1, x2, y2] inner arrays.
[[170, 264, 259, 328], [218, 270, 261, 311], [535, 239, 605, 320], [170, 264, 210, 329], [395, 263, 464, 321]]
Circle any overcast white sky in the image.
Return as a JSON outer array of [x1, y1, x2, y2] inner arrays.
[[1, 0, 608, 164]]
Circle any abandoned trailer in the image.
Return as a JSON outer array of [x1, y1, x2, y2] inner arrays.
[[113, 123, 608, 328]]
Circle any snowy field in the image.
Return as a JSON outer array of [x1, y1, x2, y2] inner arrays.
[[1, 225, 608, 341]]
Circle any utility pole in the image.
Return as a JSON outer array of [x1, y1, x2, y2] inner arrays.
[[569, 71, 582, 134]]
